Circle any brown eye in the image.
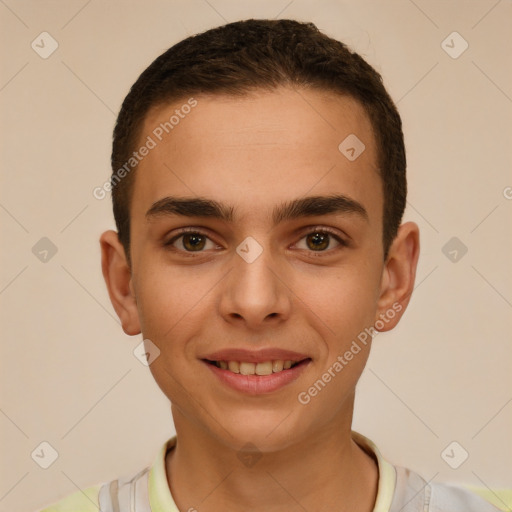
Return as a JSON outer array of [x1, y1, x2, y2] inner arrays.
[[294, 230, 344, 252], [182, 233, 206, 251], [166, 231, 216, 252], [306, 232, 330, 251]]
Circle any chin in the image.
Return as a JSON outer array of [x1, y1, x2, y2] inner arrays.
[[212, 408, 310, 453]]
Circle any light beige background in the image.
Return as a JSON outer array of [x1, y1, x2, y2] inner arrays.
[[1, 1, 511, 511]]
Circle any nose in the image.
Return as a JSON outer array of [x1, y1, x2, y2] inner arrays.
[[218, 246, 292, 330]]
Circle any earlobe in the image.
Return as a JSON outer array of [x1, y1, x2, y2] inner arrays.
[[99, 230, 141, 336], [375, 222, 420, 332]]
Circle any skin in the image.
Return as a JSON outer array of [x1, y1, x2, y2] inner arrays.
[[100, 87, 420, 512]]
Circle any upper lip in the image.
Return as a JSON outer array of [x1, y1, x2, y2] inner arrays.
[[202, 348, 310, 363]]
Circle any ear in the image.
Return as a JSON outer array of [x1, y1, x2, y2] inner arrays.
[[100, 230, 141, 336], [375, 222, 420, 332]]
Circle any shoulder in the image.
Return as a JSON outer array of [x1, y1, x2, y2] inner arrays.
[[430, 482, 510, 512], [392, 466, 505, 511], [35, 438, 173, 512], [37, 467, 152, 512], [37, 484, 102, 512]]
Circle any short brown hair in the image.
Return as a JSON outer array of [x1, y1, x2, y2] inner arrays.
[[111, 19, 406, 261]]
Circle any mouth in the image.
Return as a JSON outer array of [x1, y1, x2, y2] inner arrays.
[[202, 352, 312, 394], [204, 358, 310, 375]]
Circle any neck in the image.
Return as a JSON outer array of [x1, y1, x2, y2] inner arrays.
[[165, 406, 378, 512]]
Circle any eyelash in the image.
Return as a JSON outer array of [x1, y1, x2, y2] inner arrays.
[[164, 226, 348, 255]]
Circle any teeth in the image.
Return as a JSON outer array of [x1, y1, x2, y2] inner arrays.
[[215, 359, 298, 375], [239, 362, 256, 375], [272, 360, 284, 372], [228, 361, 240, 373], [255, 361, 273, 375]]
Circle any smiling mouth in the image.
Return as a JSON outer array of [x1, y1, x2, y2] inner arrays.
[[204, 359, 310, 376]]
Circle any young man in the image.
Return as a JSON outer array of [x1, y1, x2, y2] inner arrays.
[[40, 19, 502, 512]]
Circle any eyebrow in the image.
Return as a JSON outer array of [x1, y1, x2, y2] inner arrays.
[[145, 194, 368, 224]]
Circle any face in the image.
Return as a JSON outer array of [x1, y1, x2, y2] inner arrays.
[[102, 87, 418, 453]]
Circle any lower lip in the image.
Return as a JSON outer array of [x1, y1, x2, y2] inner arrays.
[[204, 360, 310, 395]]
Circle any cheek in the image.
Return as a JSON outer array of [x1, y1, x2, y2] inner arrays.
[[292, 267, 378, 421], [292, 261, 381, 341], [134, 262, 205, 341], [135, 266, 211, 400], [133, 259, 228, 373]]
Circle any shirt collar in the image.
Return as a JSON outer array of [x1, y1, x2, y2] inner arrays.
[[148, 432, 396, 512], [351, 431, 397, 512]]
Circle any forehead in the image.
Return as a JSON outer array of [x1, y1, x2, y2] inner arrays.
[[131, 87, 381, 224]]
